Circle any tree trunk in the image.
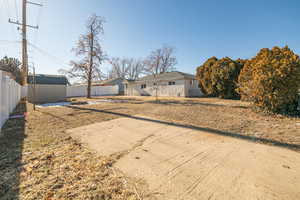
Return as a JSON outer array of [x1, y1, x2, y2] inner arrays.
[[155, 83, 158, 102], [155, 69, 158, 103], [87, 31, 94, 98], [87, 77, 91, 98]]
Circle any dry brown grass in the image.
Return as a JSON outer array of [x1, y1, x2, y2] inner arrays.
[[69, 96, 299, 147], [1, 96, 299, 199]]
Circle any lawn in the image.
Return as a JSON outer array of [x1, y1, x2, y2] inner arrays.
[[0, 96, 299, 199]]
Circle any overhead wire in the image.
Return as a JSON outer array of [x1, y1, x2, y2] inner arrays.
[[1, 0, 21, 60], [0, 39, 21, 44], [14, 0, 19, 21], [29, 0, 45, 68], [3, 0, 18, 36], [28, 42, 70, 68]]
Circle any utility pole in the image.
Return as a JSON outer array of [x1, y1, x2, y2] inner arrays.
[[8, 0, 42, 86], [22, 0, 28, 86]]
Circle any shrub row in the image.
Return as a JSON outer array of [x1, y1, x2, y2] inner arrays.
[[196, 46, 300, 114]]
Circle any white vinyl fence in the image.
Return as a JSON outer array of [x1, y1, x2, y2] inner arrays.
[[21, 85, 28, 98], [67, 85, 119, 97], [0, 71, 22, 130], [125, 84, 187, 97]]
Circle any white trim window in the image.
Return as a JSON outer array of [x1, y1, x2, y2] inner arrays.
[[168, 81, 175, 85], [190, 79, 198, 87]]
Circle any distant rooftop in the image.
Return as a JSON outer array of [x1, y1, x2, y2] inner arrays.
[[137, 71, 195, 82], [95, 77, 125, 85]]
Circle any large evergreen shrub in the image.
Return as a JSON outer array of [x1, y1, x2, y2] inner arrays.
[[237, 46, 300, 114], [196, 57, 244, 99], [196, 57, 217, 96]]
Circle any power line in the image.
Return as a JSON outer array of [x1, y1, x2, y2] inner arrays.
[[3, 0, 12, 20], [0, 40, 21, 44], [31, 0, 44, 62], [28, 42, 70, 67], [8, 0, 43, 85], [2, 0, 18, 36], [14, 0, 19, 21]]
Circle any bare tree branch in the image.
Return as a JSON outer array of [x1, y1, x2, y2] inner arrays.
[[108, 57, 145, 80], [144, 45, 177, 101], [59, 14, 106, 98]]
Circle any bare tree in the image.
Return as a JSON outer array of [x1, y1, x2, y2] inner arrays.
[[60, 14, 106, 98], [160, 46, 177, 73], [144, 45, 177, 101], [145, 45, 177, 74], [108, 57, 128, 79], [108, 57, 145, 80], [126, 58, 145, 80]]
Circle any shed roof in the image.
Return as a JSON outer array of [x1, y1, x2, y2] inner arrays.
[[28, 74, 69, 85]]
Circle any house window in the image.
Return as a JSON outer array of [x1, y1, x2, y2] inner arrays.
[[190, 80, 197, 86], [141, 84, 146, 89], [168, 81, 175, 85]]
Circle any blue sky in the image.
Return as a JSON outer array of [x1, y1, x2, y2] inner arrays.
[[1, 0, 300, 78]]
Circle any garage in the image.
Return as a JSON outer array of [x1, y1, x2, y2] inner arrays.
[[27, 74, 69, 103]]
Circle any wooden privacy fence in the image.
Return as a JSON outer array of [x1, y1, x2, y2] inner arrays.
[[66, 85, 119, 97], [0, 70, 21, 130]]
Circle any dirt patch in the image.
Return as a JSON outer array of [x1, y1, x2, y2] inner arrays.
[[67, 116, 300, 200]]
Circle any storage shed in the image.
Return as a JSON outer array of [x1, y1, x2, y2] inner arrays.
[[27, 74, 69, 103]]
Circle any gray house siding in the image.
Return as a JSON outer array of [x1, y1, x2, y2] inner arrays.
[[125, 80, 186, 97], [94, 78, 125, 95], [124, 72, 203, 97], [113, 78, 125, 94]]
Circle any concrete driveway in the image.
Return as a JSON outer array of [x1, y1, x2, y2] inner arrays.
[[67, 116, 300, 200]]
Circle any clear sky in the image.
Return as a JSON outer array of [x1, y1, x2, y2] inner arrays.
[[1, 0, 300, 78]]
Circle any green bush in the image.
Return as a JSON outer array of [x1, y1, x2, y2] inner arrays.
[[237, 46, 300, 114], [196, 57, 244, 99]]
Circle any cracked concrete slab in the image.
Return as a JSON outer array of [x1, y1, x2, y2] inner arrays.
[[67, 116, 300, 200]]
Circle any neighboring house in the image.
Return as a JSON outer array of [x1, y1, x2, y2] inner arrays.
[[94, 77, 125, 95], [73, 77, 125, 95], [27, 74, 69, 103], [124, 71, 203, 97]]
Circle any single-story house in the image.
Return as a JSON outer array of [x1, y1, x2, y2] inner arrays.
[[124, 71, 203, 97], [27, 74, 69, 103], [72, 77, 125, 95], [94, 77, 125, 95]]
